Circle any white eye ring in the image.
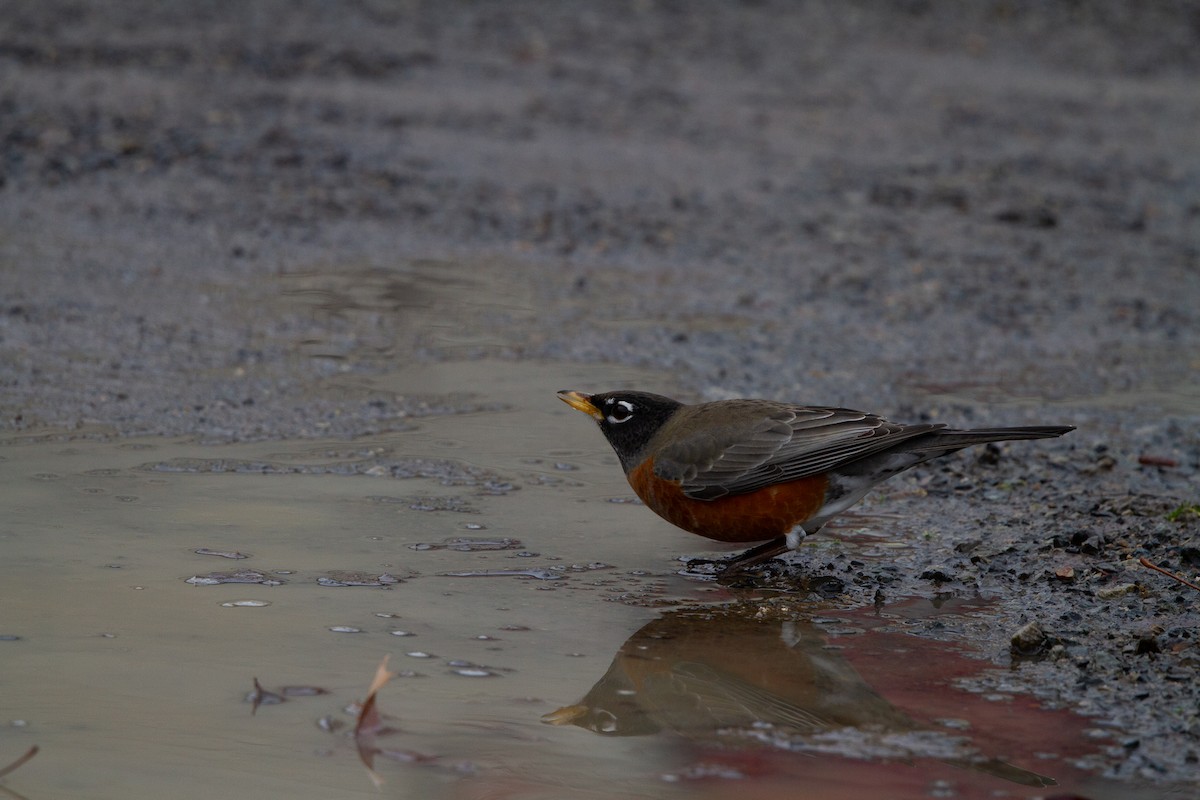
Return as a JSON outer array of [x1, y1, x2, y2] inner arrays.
[[606, 400, 634, 424]]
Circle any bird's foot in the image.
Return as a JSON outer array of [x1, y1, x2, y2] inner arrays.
[[677, 534, 801, 580], [708, 537, 792, 578]]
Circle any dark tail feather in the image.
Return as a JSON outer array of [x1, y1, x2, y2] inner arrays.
[[909, 425, 1074, 453]]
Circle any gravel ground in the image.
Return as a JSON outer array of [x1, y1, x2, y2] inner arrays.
[[2, 0, 1198, 786]]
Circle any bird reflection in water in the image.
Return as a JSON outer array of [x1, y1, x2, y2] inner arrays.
[[543, 605, 1054, 788]]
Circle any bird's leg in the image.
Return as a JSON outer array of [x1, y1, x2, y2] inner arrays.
[[719, 524, 810, 575], [785, 524, 808, 552], [716, 535, 790, 573]]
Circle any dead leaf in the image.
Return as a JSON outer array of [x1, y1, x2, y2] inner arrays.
[[1139, 557, 1200, 592], [355, 655, 398, 787], [355, 656, 396, 738], [246, 679, 329, 714], [1137, 454, 1178, 468], [248, 677, 283, 715], [0, 745, 38, 779]]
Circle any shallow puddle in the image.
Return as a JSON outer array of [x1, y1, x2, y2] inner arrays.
[[0, 360, 1172, 799]]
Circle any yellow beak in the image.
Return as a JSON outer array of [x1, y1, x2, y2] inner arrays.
[[556, 390, 603, 421]]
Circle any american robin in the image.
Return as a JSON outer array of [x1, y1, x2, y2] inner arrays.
[[557, 390, 1073, 570]]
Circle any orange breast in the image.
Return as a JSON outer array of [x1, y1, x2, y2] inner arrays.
[[627, 458, 829, 543]]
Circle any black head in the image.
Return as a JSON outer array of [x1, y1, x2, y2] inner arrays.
[[557, 390, 684, 472]]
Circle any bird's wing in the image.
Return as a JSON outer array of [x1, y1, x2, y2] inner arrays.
[[653, 403, 944, 500]]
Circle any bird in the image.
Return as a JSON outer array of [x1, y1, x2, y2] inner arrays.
[[557, 389, 1073, 571]]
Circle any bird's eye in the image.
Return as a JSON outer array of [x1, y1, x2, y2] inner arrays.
[[605, 399, 634, 424]]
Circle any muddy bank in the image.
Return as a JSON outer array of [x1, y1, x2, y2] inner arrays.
[[1, 0, 1198, 788]]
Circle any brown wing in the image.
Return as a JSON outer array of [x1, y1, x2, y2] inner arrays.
[[651, 401, 944, 501]]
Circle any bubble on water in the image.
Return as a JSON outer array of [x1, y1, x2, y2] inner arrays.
[[450, 668, 497, 678], [405, 651, 435, 658], [445, 658, 505, 677], [389, 630, 415, 637], [329, 626, 362, 633], [375, 612, 402, 618], [221, 600, 271, 607]]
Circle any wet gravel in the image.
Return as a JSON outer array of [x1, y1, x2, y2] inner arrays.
[[2, 0, 1198, 787]]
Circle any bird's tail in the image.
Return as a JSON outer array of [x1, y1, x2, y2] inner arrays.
[[908, 426, 1074, 453]]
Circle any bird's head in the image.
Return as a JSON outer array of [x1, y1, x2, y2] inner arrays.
[[556, 389, 683, 472]]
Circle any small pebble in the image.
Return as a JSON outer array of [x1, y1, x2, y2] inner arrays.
[[1011, 621, 1048, 655]]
